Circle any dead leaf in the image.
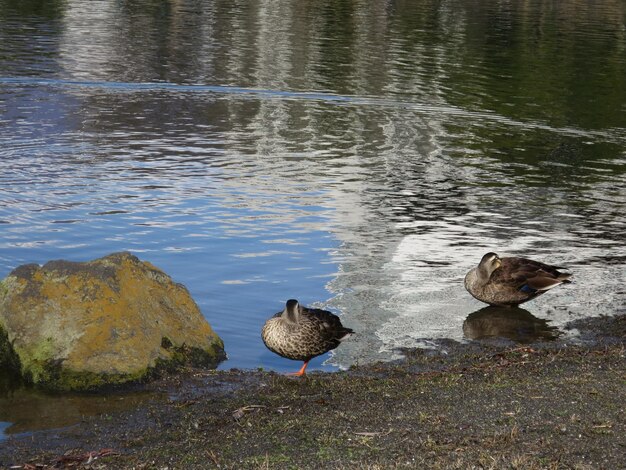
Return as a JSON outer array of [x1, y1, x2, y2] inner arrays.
[[354, 429, 392, 437], [232, 405, 267, 420]]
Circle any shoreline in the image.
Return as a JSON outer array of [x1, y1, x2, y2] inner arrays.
[[1, 314, 624, 469]]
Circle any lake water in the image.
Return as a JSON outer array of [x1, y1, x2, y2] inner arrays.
[[1, 0, 625, 428]]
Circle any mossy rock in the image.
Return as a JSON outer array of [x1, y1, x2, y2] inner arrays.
[[0, 252, 225, 390]]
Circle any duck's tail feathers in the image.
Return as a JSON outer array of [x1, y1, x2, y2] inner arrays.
[[338, 328, 355, 341]]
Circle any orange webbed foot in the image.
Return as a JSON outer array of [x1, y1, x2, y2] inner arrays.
[[285, 361, 309, 377]]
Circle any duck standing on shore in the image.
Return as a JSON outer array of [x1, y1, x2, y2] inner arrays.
[[465, 252, 572, 307], [262, 299, 354, 376]]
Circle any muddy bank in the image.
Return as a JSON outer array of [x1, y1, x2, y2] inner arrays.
[[1, 314, 624, 469]]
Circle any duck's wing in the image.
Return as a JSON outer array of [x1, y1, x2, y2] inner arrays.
[[495, 257, 571, 292], [302, 307, 354, 340]]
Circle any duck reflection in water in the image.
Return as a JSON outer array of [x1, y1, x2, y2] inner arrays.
[[463, 306, 560, 343]]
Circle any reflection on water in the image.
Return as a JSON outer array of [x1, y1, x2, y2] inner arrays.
[[1, 0, 625, 378], [0, 373, 160, 440], [0, 390, 160, 439], [463, 306, 560, 343]]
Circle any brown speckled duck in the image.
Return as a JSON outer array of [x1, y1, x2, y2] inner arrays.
[[465, 252, 572, 307], [261, 299, 354, 376]]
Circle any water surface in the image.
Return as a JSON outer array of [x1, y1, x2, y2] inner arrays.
[[1, 0, 625, 436]]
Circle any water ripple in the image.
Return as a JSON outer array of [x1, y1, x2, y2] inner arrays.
[[2, 76, 624, 143]]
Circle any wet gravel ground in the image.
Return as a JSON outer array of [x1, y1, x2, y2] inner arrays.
[[1, 314, 624, 469]]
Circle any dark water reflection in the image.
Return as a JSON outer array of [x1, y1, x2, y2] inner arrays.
[[463, 306, 560, 344], [0, 378, 160, 439], [1, 0, 625, 384]]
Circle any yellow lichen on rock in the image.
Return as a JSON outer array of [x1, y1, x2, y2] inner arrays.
[[0, 252, 225, 390]]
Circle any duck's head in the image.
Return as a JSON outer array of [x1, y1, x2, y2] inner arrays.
[[478, 252, 502, 277], [283, 299, 300, 323]]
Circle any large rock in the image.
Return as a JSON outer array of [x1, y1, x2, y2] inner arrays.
[[0, 252, 225, 390]]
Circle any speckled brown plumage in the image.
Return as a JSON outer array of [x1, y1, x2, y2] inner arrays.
[[465, 252, 572, 307], [261, 299, 353, 375]]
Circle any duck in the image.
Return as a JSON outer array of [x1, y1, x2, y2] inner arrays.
[[261, 299, 354, 376], [464, 252, 572, 307]]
